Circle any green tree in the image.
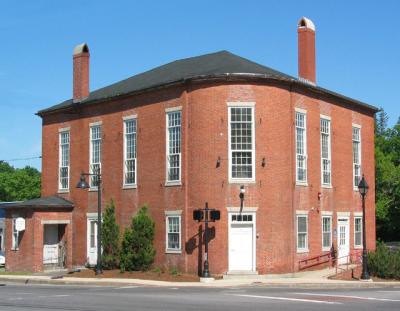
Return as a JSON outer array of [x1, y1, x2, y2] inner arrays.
[[101, 199, 120, 269], [0, 161, 41, 202], [375, 111, 400, 241], [120, 205, 156, 271]]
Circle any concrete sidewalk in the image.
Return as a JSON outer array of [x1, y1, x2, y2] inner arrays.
[[1, 268, 399, 288]]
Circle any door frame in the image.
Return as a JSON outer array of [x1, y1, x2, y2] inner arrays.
[[337, 214, 350, 264], [86, 213, 99, 266], [227, 209, 256, 272]]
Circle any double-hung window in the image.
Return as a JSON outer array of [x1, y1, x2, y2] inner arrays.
[[124, 117, 137, 186], [352, 126, 361, 188], [295, 111, 307, 184], [90, 124, 102, 188], [166, 215, 181, 252], [228, 103, 255, 181], [297, 213, 308, 252], [12, 217, 20, 250], [166, 109, 182, 183], [320, 118, 331, 186], [322, 216, 332, 250], [354, 216, 362, 247], [59, 129, 70, 191]]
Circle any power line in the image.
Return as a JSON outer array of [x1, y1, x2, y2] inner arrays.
[[0, 156, 42, 162]]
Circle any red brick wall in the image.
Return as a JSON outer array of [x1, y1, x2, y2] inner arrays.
[[40, 81, 375, 275], [5, 209, 73, 272]]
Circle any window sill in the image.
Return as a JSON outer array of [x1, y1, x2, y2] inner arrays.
[[229, 179, 256, 184], [57, 189, 70, 194], [123, 184, 137, 190], [296, 182, 308, 187], [322, 247, 331, 252], [321, 185, 332, 189], [11, 248, 19, 251], [166, 249, 182, 254], [354, 245, 363, 249], [297, 249, 309, 254], [88, 188, 99, 192], [353, 187, 359, 192], [165, 181, 182, 187]]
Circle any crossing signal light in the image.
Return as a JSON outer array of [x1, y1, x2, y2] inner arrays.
[[210, 210, 220, 221], [193, 210, 204, 221]]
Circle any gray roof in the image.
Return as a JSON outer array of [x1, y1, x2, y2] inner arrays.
[[37, 50, 379, 116], [0, 196, 74, 209]]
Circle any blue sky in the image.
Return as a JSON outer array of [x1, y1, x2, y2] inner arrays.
[[0, 0, 399, 170]]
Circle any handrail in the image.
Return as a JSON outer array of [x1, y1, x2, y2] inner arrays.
[[335, 249, 362, 275], [298, 252, 332, 270]]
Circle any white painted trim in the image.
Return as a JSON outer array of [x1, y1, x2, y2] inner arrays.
[[296, 182, 308, 187], [227, 101, 255, 107], [165, 106, 182, 113], [321, 215, 332, 251], [123, 117, 138, 188], [352, 123, 362, 129], [354, 216, 363, 248], [89, 121, 102, 127], [295, 110, 308, 184], [228, 104, 256, 183], [165, 210, 183, 216], [228, 210, 256, 272], [320, 117, 332, 187], [354, 212, 363, 217], [320, 114, 331, 120], [337, 212, 351, 218], [165, 181, 182, 187], [226, 206, 258, 212], [58, 129, 70, 192], [58, 127, 70, 133], [86, 213, 98, 219], [296, 214, 309, 253], [295, 107, 307, 114], [165, 214, 182, 254], [123, 114, 137, 121], [296, 210, 309, 215], [41, 220, 70, 225], [321, 211, 333, 216]]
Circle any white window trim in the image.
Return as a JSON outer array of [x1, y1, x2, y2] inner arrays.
[[295, 109, 308, 185], [165, 108, 182, 186], [296, 213, 309, 253], [165, 214, 182, 254], [227, 102, 256, 184], [123, 116, 138, 188], [352, 124, 362, 190], [322, 215, 332, 251], [320, 117, 332, 187], [58, 129, 70, 192], [354, 216, 363, 249], [89, 124, 102, 190], [11, 215, 19, 251]]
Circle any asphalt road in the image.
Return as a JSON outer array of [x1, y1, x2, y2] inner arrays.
[[0, 283, 399, 311]]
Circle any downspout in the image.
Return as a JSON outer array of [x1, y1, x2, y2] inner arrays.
[[183, 82, 190, 273]]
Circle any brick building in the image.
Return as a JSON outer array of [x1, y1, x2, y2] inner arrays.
[[3, 17, 378, 274]]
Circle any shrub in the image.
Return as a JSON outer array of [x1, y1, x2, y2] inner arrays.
[[120, 205, 156, 272], [368, 241, 400, 280], [101, 199, 120, 269]]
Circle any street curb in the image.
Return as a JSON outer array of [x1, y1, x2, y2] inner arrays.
[[1, 275, 400, 289]]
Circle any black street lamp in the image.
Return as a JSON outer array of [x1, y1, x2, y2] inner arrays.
[[357, 175, 370, 280], [76, 171, 103, 275]]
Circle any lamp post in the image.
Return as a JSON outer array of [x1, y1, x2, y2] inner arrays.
[[76, 171, 103, 275], [357, 175, 370, 280], [239, 185, 245, 215]]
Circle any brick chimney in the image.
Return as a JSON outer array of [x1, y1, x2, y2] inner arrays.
[[297, 17, 316, 84], [73, 43, 90, 101]]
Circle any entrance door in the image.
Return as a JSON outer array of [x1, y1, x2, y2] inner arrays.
[[87, 219, 98, 266], [337, 218, 350, 265], [229, 213, 255, 272], [43, 225, 59, 264]]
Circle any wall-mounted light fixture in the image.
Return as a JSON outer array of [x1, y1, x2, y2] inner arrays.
[[261, 157, 266, 167], [216, 156, 221, 168]]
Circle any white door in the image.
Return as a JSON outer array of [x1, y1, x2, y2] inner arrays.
[[87, 219, 98, 266], [337, 218, 350, 265], [229, 213, 255, 272], [43, 225, 59, 264]]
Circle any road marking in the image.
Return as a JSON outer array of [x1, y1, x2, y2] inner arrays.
[[116, 286, 140, 289], [378, 290, 400, 293], [228, 294, 341, 305], [169, 287, 179, 290], [38, 295, 70, 298], [295, 292, 400, 302]]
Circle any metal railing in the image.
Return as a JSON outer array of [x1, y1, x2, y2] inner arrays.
[[335, 249, 362, 275]]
